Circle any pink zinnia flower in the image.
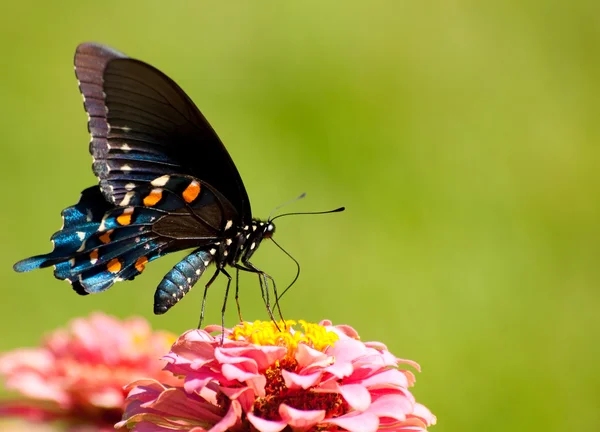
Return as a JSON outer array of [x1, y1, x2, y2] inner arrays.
[[117, 320, 436, 432], [0, 312, 178, 430]]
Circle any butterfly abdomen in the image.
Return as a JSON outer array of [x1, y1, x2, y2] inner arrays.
[[154, 249, 214, 314]]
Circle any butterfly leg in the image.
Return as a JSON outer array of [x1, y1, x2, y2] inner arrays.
[[198, 268, 221, 330], [235, 263, 283, 326], [235, 267, 244, 322], [219, 268, 233, 344]]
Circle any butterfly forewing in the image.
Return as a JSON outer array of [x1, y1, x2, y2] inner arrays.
[[74, 43, 251, 224]]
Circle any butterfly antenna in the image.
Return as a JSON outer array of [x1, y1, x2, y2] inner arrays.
[[268, 192, 307, 221], [270, 206, 345, 221], [271, 238, 301, 304]]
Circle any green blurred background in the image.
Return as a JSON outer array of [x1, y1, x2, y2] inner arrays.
[[1, 1, 599, 431]]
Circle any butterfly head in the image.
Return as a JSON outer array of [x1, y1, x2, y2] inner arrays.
[[263, 221, 276, 239]]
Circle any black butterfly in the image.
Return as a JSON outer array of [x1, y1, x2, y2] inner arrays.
[[14, 43, 342, 322]]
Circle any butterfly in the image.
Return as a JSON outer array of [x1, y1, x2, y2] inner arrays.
[[14, 42, 343, 322]]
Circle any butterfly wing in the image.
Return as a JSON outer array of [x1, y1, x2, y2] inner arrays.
[[14, 175, 236, 296], [74, 43, 251, 224], [13, 186, 171, 294]]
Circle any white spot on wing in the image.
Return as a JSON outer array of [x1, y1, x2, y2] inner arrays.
[[151, 175, 170, 187], [225, 220, 233, 230], [77, 240, 87, 253], [125, 183, 136, 191], [121, 164, 132, 172], [226, 239, 232, 246], [77, 231, 86, 240], [119, 192, 134, 206], [120, 143, 132, 152], [209, 248, 216, 255], [98, 215, 108, 231]]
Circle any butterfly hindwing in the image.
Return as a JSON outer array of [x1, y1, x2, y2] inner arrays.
[[14, 173, 234, 298], [13, 187, 112, 272]]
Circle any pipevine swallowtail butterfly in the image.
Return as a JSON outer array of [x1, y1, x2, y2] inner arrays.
[[13, 43, 343, 322]]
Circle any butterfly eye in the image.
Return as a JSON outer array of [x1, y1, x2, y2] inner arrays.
[[263, 223, 275, 239]]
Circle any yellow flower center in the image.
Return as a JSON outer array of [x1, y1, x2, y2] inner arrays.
[[230, 320, 339, 353], [228, 320, 347, 427]]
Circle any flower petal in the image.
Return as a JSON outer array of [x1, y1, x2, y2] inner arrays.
[[326, 412, 379, 432], [367, 393, 413, 420], [209, 400, 242, 432], [247, 412, 288, 432], [339, 384, 372, 411], [279, 403, 326, 429], [281, 369, 322, 390]]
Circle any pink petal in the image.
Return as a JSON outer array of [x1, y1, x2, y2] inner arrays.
[[145, 388, 223, 422], [339, 384, 371, 411], [410, 402, 437, 426], [247, 412, 288, 432], [357, 368, 411, 389], [330, 324, 360, 339], [221, 363, 261, 382], [281, 369, 322, 389], [218, 386, 257, 412], [217, 345, 286, 371], [171, 330, 217, 362], [184, 376, 216, 394], [326, 412, 379, 432], [396, 358, 422, 372], [367, 393, 412, 420], [0, 349, 54, 374], [294, 344, 331, 370], [322, 359, 354, 379], [208, 400, 242, 432], [279, 403, 326, 429]]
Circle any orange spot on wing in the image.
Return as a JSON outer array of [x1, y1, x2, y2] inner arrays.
[[182, 181, 201, 203], [89, 249, 99, 262], [135, 256, 148, 273], [117, 208, 133, 226], [144, 189, 163, 207], [107, 258, 122, 274], [99, 230, 113, 244]]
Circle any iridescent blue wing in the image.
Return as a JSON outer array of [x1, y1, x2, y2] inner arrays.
[[14, 175, 235, 298], [74, 43, 251, 223], [13, 187, 111, 274], [14, 186, 171, 294]]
